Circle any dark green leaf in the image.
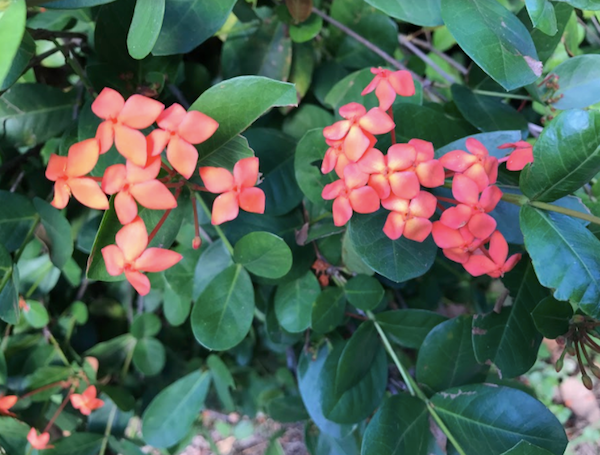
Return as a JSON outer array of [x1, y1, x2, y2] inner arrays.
[[141, 370, 211, 448], [347, 210, 437, 283], [283, 104, 333, 140], [108, 437, 145, 455], [364, 0, 442, 26], [130, 313, 161, 339], [501, 440, 556, 455], [311, 287, 346, 334], [162, 247, 199, 327], [294, 128, 337, 204], [23, 300, 49, 328], [45, 433, 104, 455], [0, 0, 26, 88], [275, 271, 321, 333], [0, 244, 18, 324], [526, 0, 557, 35], [518, 2, 572, 63], [441, 0, 541, 90], [33, 198, 73, 270], [417, 315, 488, 392], [191, 264, 254, 350], [344, 275, 384, 311], [193, 240, 233, 301], [43, 0, 116, 7], [266, 299, 303, 346], [99, 385, 135, 412], [266, 396, 310, 423], [290, 14, 322, 43], [520, 110, 600, 202], [531, 296, 573, 339], [189, 76, 297, 167], [375, 309, 447, 349], [234, 232, 293, 279], [0, 349, 6, 385], [0, 83, 76, 148], [0, 31, 34, 91], [0, 416, 29, 455], [432, 384, 568, 454], [520, 205, 600, 314], [132, 337, 166, 376], [207, 354, 235, 412], [554, 0, 600, 9], [362, 394, 430, 455], [127, 0, 165, 59], [549, 55, 600, 110], [152, 0, 236, 55]]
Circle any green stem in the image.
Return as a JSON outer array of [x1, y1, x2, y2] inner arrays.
[[50, 37, 95, 95], [530, 200, 600, 226], [194, 194, 234, 255], [121, 342, 135, 379], [48, 332, 71, 367], [472, 89, 532, 101], [25, 262, 53, 298], [98, 405, 118, 455]]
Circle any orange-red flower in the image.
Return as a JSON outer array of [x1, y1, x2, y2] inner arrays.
[[70, 385, 104, 416], [322, 138, 350, 176], [46, 139, 109, 210], [439, 138, 498, 191], [102, 160, 177, 224], [498, 140, 534, 171], [0, 394, 17, 417], [321, 164, 380, 226], [146, 104, 219, 179], [463, 231, 521, 277], [362, 68, 415, 110], [27, 429, 53, 450], [92, 88, 164, 167], [381, 191, 436, 242], [431, 223, 484, 264], [199, 157, 266, 225], [102, 217, 182, 295], [323, 102, 394, 162]]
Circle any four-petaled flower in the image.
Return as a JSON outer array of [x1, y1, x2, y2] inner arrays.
[[381, 191, 436, 242], [361, 67, 415, 110], [102, 217, 183, 296], [439, 138, 498, 191], [432, 223, 484, 264], [498, 140, 534, 171], [27, 429, 53, 450], [463, 231, 522, 277], [0, 394, 17, 417], [199, 157, 266, 225], [70, 385, 104, 416]]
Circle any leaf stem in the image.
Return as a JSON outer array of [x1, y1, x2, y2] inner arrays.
[[529, 200, 600, 226], [50, 37, 95, 96], [398, 35, 458, 84], [194, 193, 234, 255], [121, 342, 135, 379], [98, 405, 118, 455], [471, 89, 533, 101], [47, 332, 71, 367], [407, 36, 468, 75]]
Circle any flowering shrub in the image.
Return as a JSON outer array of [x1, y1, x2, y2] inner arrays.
[[1, 0, 600, 454]]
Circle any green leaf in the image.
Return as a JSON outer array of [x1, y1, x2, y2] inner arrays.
[[520, 205, 600, 314], [266, 395, 309, 423], [290, 14, 323, 43], [347, 211, 437, 283], [108, 437, 145, 455], [554, 0, 600, 9], [162, 247, 199, 327], [130, 313, 161, 339], [472, 260, 547, 378], [0, 349, 6, 385], [191, 264, 254, 350], [311, 287, 346, 334], [501, 440, 556, 455], [152, 0, 236, 55], [0, 83, 76, 148], [375, 309, 447, 349], [0, 31, 34, 91], [0, 0, 26, 88], [234, 232, 293, 279], [132, 337, 166, 376], [531, 296, 573, 339], [0, 416, 29, 455], [275, 271, 321, 333], [33, 198, 73, 270], [526, 0, 557, 35], [294, 128, 337, 204], [441, 0, 542, 90], [283, 104, 333, 140], [188, 76, 297, 167], [431, 384, 568, 454], [207, 354, 235, 412], [451, 85, 528, 133], [417, 315, 488, 392], [0, 251, 18, 325], [141, 370, 211, 448], [43, 0, 116, 7], [344, 275, 384, 311], [23, 300, 49, 328], [362, 394, 430, 455], [0, 191, 36, 253], [193, 240, 233, 301], [549, 55, 600, 110], [364, 0, 442, 26], [435, 130, 523, 159], [45, 433, 104, 455], [127, 0, 165, 59], [520, 110, 600, 202]]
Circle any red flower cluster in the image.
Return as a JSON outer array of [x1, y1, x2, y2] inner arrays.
[[320, 67, 530, 279], [45, 87, 266, 295]]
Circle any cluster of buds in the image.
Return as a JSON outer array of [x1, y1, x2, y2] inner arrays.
[[45, 88, 266, 295], [320, 67, 534, 279]]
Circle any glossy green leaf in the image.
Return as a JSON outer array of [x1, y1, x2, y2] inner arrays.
[[364, 0, 442, 26], [432, 384, 568, 454], [189, 76, 297, 167], [0, 83, 76, 148], [0, 349, 6, 385], [0, 31, 34, 91], [33, 198, 72, 270], [295, 128, 337, 204], [520, 205, 600, 314], [108, 438, 145, 455], [275, 271, 321, 333], [520, 110, 600, 202], [43, 0, 116, 7], [417, 315, 488, 392], [0, 416, 28, 454], [549, 55, 600, 110], [290, 14, 322, 43], [554, 0, 600, 9], [193, 240, 233, 301], [130, 313, 161, 339], [191, 264, 254, 350], [23, 301, 49, 328], [311, 287, 346, 334], [142, 370, 211, 448], [152, 0, 236, 55], [531, 296, 573, 339], [441, 0, 541, 90], [266, 396, 310, 423], [207, 354, 235, 412], [526, 0, 557, 36], [0, 0, 26, 88], [347, 211, 437, 283], [234, 232, 293, 279], [132, 337, 166, 376], [283, 104, 333, 140], [501, 440, 556, 455], [162, 247, 199, 327], [0, 191, 36, 253], [127, 0, 165, 59], [45, 433, 104, 455], [375, 309, 447, 349], [344, 275, 384, 310], [451, 85, 528, 133], [266, 299, 302, 346], [472, 260, 547, 378], [519, 2, 572, 63], [362, 394, 430, 455]]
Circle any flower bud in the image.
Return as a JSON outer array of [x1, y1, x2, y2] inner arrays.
[[582, 374, 593, 390], [192, 236, 201, 250], [555, 358, 564, 373], [591, 366, 600, 380]]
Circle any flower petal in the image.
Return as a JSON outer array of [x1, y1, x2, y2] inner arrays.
[[323, 120, 351, 141], [92, 88, 124, 120], [118, 95, 164, 129], [114, 125, 147, 167], [239, 187, 265, 214], [46, 154, 67, 181], [199, 166, 234, 193], [361, 74, 380, 96], [156, 103, 186, 131], [465, 137, 489, 158], [388, 70, 415, 97], [116, 217, 148, 262], [387, 144, 416, 171], [409, 191, 437, 218], [166, 136, 198, 179], [101, 164, 127, 194], [233, 157, 259, 188], [178, 111, 219, 144], [381, 194, 409, 213], [404, 217, 432, 242], [389, 170, 420, 199], [463, 254, 497, 277], [440, 204, 472, 229], [506, 147, 533, 171], [416, 160, 445, 188], [368, 174, 390, 199], [349, 186, 380, 213], [332, 196, 352, 226], [463, 163, 490, 192], [125, 270, 151, 296], [51, 181, 70, 209], [146, 128, 170, 157], [66, 139, 100, 177], [383, 212, 405, 240], [343, 125, 371, 161], [452, 174, 480, 205], [101, 244, 125, 276], [343, 163, 369, 189], [374, 79, 396, 111], [135, 248, 182, 272], [322, 147, 340, 174], [359, 107, 395, 135], [114, 191, 138, 225], [409, 138, 434, 162], [68, 178, 109, 210], [212, 191, 239, 225], [479, 185, 503, 212], [339, 102, 366, 120], [130, 181, 177, 210], [322, 179, 346, 200], [357, 148, 386, 174], [95, 120, 115, 154], [488, 230, 508, 265], [432, 222, 463, 249], [467, 212, 497, 239], [439, 150, 477, 172]]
